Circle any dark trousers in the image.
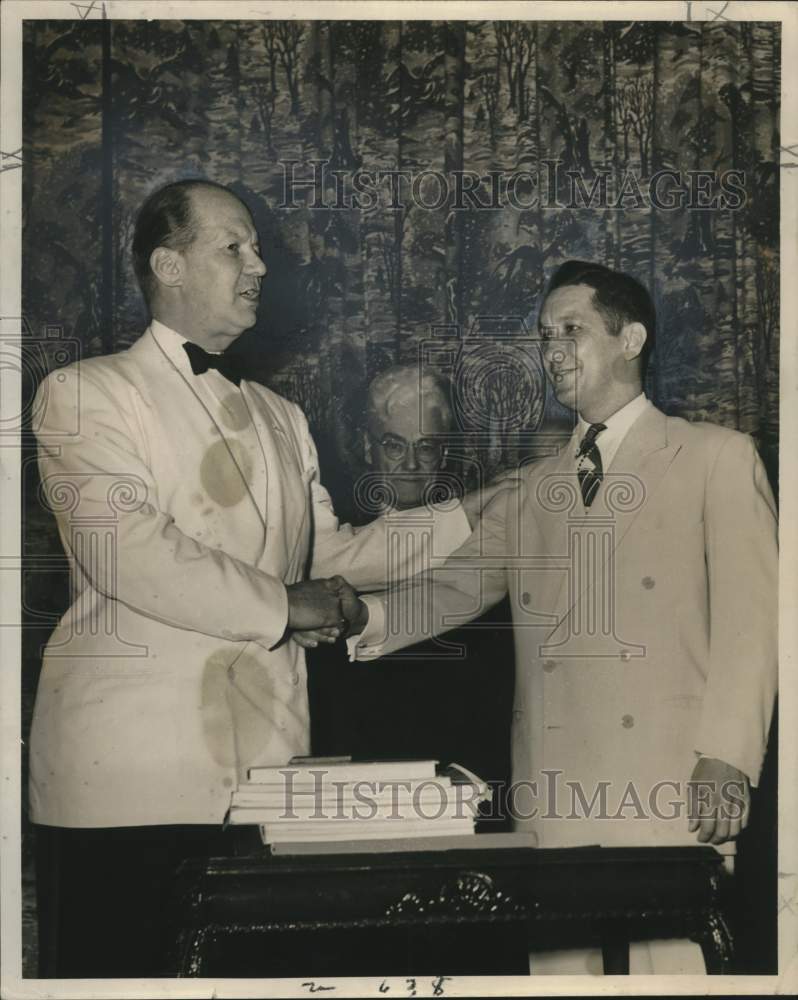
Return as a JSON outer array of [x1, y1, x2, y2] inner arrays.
[[34, 823, 255, 978]]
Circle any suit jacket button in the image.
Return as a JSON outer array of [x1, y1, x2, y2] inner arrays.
[[622, 714, 635, 729], [642, 576, 655, 589], [543, 659, 557, 672], [513, 710, 524, 721], [521, 592, 531, 606]]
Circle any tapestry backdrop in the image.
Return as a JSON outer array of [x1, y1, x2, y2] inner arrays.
[[23, 19, 780, 486]]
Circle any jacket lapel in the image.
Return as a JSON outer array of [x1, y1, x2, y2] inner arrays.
[[135, 326, 268, 540], [142, 322, 310, 581], [594, 405, 681, 549], [241, 383, 310, 579], [547, 405, 682, 641]]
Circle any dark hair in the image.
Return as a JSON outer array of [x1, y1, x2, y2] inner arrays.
[[131, 178, 232, 305], [546, 260, 656, 375]]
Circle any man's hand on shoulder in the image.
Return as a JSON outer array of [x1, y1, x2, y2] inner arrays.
[[460, 472, 521, 531], [687, 756, 750, 845]]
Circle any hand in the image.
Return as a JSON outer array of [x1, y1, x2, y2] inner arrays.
[[334, 576, 369, 638], [291, 625, 341, 650], [687, 757, 750, 844], [460, 472, 521, 531], [286, 577, 350, 631], [291, 577, 369, 648]]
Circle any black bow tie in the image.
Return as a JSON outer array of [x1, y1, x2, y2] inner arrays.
[[183, 341, 244, 386]]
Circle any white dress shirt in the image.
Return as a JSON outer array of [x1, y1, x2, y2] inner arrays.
[[573, 392, 652, 473]]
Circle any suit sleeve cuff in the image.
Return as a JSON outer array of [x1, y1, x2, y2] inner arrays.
[[346, 595, 387, 661], [250, 579, 289, 651], [693, 748, 758, 788]]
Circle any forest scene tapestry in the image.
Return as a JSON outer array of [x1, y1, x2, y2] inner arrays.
[[22, 19, 780, 485]]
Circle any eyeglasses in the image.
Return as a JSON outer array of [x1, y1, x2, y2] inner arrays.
[[377, 434, 444, 465]]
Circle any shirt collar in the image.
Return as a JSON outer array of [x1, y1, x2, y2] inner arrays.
[[574, 393, 651, 471], [150, 317, 227, 372], [149, 317, 193, 365]]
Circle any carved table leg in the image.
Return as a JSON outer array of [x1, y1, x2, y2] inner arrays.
[[696, 910, 735, 974]]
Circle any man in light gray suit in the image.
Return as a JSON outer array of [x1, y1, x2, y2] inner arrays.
[[344, 260, 778, 973]]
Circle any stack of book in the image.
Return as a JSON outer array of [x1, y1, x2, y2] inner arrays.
[[226, 756, 494, 854]]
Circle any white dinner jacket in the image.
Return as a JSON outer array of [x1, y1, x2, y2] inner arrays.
[[29, 323, 468, 827]]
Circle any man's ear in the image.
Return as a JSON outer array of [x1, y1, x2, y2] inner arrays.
[[150, 247, 183, 289], [622, 321, 647, 361]]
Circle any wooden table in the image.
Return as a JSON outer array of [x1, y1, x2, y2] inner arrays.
[[168, 844, 733, 977]]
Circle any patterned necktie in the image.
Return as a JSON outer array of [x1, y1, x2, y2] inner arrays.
[[576, 422, 606, 507], [183, 341, 244, 387]]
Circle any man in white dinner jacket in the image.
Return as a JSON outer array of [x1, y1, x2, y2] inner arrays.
[[345, 260, 778, 974], [30, 179, 478, 976]]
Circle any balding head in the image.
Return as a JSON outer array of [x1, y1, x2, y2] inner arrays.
[[131, 179, 266, 351], [132, 178, 233, 307]]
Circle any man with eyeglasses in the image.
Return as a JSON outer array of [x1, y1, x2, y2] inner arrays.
[[364, 366, 450, 510], [308, 364, 515, 815]]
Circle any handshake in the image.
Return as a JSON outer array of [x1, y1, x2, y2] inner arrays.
[[285, 576, 368, 649]]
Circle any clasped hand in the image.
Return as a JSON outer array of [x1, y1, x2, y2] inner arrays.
[[285, 576, 366, 649]]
